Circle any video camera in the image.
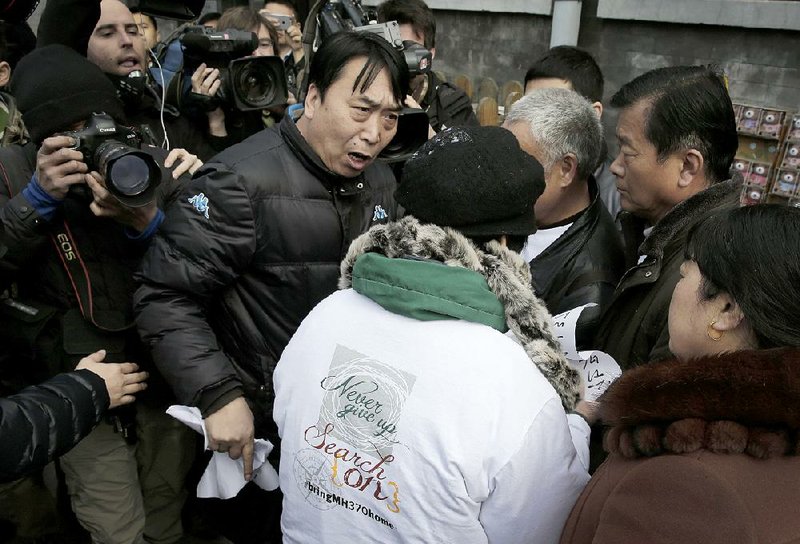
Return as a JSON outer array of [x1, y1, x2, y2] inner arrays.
[[61, 113, 161, 207], [315, 1, 432, 78], [179, 27, 289, 112], [302, 0, 432, 162]]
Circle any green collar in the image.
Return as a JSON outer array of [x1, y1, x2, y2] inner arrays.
[[351, 252, 508, 332]]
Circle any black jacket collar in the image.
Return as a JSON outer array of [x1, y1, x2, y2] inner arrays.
[[279, 114, 366, 196]]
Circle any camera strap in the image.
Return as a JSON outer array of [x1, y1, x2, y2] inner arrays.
[[50, 220, 134, 333]]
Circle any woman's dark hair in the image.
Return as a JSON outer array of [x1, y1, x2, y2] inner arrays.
[[217, 7, 279, 56], [611, 65, 737, 184], [685, 204, 800, 349], [307, 31, 409, 105]]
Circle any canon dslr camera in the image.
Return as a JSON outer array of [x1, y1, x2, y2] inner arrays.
[[62, 113, 161, 207]]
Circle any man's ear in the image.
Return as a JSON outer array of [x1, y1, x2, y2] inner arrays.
[[430, 47, 436, 59], [304, 83, 320, 119], [0, 61, 11, 88], [592, 101, 603, 119], [557, 153, 578, 188], [678, 149, 705, 188]]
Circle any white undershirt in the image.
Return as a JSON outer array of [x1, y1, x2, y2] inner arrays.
[[521, 223, 572, 262]]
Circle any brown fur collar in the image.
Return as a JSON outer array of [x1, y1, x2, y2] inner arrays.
[[601, 348, 800, 459]]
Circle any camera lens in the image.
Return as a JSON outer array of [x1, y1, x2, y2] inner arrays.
[[108, 154, 151, 196], [234, 62, 277, 109], [226, 56, 287, 111], [95, 141, 161, 206]]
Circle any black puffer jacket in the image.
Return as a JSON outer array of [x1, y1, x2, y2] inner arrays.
[[134, 115, 398, 438], [530, 178, 625, 343], [0, 369, 108, 482]]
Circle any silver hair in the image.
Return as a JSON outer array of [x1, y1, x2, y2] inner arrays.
[[506, 88, 604, 181]]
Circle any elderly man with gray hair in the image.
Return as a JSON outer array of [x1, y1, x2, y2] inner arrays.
[[503, 88, 624, 337]]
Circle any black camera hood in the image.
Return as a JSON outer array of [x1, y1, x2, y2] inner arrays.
[[126, 0, 204, 21]]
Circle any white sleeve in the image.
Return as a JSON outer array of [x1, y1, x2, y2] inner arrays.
[[479, 397, 590, 544], [566, 413, 591, 472]]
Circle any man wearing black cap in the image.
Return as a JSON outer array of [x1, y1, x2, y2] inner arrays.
[[0, 44, 196, 544], [273, 125, 590, 543]]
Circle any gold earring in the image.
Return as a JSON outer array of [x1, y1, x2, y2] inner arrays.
[[707, 320, 723, 341]]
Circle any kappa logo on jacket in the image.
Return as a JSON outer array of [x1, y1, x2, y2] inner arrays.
[[372, 205, 388, 222], [188, 192, 211, 219]]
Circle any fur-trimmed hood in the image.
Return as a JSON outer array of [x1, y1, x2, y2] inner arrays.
[[601, 348, 800, 459], [339, 216, 581, 410]]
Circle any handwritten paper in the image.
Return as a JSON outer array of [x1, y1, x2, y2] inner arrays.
[[551, 303, 597, 361], [570, 350, 622, 402]]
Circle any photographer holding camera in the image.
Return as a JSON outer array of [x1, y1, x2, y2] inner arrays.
[[377, 0, 477, 132], [0, 45, 197, 544], [189, 7, 288, 149], [260, 1, 305, 95]]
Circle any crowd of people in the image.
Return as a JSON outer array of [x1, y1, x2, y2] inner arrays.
[[0, 0, 798, 543]]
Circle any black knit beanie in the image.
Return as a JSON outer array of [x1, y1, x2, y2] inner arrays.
[[10, 44, 126, 143], [398, 125, 546, 237]]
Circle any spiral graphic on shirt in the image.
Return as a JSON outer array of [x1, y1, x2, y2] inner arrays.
[[318, 346, 416, 459]]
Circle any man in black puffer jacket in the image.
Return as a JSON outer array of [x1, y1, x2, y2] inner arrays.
[[134, 32, 407, 543]]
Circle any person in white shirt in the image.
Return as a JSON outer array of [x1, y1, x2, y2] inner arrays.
[[274, 126, 591, 543]]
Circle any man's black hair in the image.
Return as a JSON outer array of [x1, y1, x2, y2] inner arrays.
[[611, 65, 737, 184], [308, 31, 409, 105], [0, 21, 35, 72], [262, 0, 299, 18], [197, 11, 222, 26], [524, 46, 603, 103], [377, 0, 436, 50], [129, 7, 158, 31]]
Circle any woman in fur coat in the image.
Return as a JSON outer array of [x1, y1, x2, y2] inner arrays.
[[561, 204, 800, 544]]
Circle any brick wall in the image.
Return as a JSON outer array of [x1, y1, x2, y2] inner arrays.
[[431, 0, 800, 147]]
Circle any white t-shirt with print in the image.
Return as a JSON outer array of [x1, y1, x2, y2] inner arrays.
[[273, 289, 589, 544]]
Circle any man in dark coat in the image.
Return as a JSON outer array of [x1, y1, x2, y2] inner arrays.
[[592, 65, 740, 370], [133, 32, 409, 542]]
